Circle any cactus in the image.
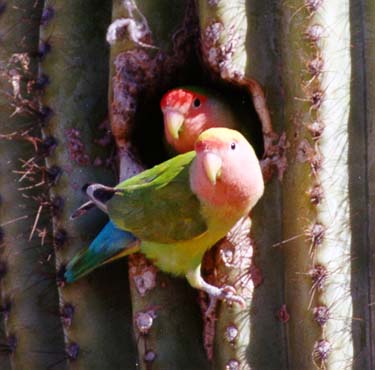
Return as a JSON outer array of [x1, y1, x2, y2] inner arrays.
[[0, 0, 374, 369], [280, 1, 354, 369], [39, 0, 137, 368], [0, 1, 65, 369]]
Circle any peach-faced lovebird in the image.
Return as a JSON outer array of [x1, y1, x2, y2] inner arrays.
[[65, 87, 241, 283], [67, 128, 264, 302], [160, 86, 237, 154]]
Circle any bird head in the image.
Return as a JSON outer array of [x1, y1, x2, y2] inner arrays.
[[160, 87, 236, 153], [191, 128, 264, 212]]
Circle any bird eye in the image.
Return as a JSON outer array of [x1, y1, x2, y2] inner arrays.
[[193, 98, 201, 108], [230, 142, 236, 150]]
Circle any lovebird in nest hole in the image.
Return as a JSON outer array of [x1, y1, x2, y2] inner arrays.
[[65, 88, 263, 304]]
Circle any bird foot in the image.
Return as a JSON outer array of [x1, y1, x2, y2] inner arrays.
[[204, 286, 246, 319], [216, 285, 246, 307]]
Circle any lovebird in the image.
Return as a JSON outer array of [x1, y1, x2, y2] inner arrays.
[[160, 86, 237, 154], [68, 128, 263, 302], [65, 87, 241, 283]]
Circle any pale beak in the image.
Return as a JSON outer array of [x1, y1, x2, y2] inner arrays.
[[164, 110, 185, 140], [203, 152, 222, 185]]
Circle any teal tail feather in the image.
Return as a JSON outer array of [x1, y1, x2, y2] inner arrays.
[[64, 221, 139, 282]]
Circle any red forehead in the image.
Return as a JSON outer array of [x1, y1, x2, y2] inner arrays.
[[160, 88, 207, 109], [195, 137, 227, 152]]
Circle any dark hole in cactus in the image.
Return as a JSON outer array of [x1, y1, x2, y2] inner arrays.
[[133, 74, 263, 168], [66, 342, 80, 361], [54, 229, 68, 249], [40, 6, 54, 27], [51, 196, 64, 217]]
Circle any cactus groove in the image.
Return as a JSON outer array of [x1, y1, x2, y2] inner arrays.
[[348, 0, 375, 368], [39, 0, 136, 368]]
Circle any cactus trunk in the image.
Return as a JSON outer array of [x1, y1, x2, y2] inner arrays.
[[39, 0, 137, 368], [0, 0, 374, 369], [280, 1, 353, 368], [0, 1, 65, 369]]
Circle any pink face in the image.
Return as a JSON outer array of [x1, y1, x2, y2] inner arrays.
[[190, 128, 264, 214], [160, 88, 228, 153]]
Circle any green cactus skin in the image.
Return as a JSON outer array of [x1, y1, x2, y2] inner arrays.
[[210, 217, 254, 370], [39, 1, 137, 368], [0, 1, 66, 369], [281, 1, 353, 369], [128, 254, 210, 370], [109, 1, 210, 369]]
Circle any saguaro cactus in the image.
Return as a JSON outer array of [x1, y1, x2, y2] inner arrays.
[[0, 0, 374, 369]]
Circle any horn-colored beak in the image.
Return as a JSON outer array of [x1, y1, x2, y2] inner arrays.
[[164, 110, 184, 140], [203, 152, 222, 185]]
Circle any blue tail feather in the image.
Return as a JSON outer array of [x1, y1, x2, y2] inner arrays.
[[64, 221, 137, 282]]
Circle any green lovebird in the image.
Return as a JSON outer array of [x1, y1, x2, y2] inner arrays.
[[81, 128, 264, 302], [65, 87, 243, 284]]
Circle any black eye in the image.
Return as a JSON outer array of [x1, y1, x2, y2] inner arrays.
[[193, 98, 201, 108], [230, 142, 236, 150]]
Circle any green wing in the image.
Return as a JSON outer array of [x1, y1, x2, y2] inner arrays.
[[108, 151, 207, 243]]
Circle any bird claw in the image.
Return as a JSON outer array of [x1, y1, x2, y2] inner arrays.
[[217, 285, 246, 308]]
